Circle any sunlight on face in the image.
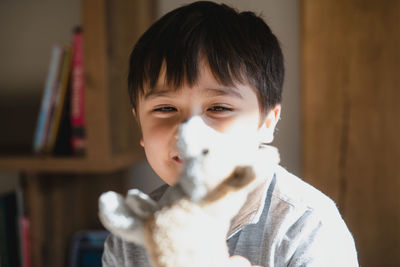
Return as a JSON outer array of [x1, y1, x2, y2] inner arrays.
[[135, 60, 278, 185]]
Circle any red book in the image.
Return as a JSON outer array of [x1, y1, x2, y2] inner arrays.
[[20, 216, 30, 267], [70, 26, 86, 155]]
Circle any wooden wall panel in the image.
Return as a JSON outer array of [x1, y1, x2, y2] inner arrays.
[[302, 1, 400, 266], [83, 0, 153, 162], [106, 0, 155, 156]]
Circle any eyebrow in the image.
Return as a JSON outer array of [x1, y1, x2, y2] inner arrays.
[[144, 86, 243, 100], [144, 88, 177, 100], [204, 87, 243, 99]]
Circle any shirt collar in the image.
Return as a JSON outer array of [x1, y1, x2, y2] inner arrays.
[[226, 171, 274, 239]]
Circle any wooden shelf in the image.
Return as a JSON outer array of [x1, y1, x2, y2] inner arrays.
[[0, 151, 144, 173]]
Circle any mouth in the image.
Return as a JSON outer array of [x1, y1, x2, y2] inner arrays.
[[173, 155, 183, 164]]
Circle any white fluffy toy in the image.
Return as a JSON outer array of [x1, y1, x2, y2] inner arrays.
[[98, 116, 280, 267]]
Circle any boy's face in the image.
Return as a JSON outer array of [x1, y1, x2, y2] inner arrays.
[[134, 61, 280, 185]]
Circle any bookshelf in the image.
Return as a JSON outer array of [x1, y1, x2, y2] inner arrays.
[[0, 0, 154, 171], [0, 0, 155, 266]]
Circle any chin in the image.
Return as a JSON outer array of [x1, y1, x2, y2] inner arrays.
[[159, 170, 179, 186], [163, 177, 179, 186]]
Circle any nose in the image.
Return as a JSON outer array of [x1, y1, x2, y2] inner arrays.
[[177, 116, 214, 158]]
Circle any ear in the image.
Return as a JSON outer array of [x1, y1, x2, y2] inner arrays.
[[259, 104, 281, 144], [132, 108, 145, 147], [131, 108, 137, 119]]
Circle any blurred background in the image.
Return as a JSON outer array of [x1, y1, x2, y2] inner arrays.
[[0, 0, 398, 266]]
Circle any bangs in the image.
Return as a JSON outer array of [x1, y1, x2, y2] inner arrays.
[[129, 3, 248, 95]]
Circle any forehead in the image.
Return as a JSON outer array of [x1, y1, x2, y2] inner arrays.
[[140, 59, 251, 100]]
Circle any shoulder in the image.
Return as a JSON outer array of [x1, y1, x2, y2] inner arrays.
[[266, 166, 359, 266], [273, 166, 338, 215], [265, 166, 347, 239], [270, 165, 349, 234]]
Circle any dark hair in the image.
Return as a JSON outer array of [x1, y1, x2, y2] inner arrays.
[[128, 1, 284, 116]]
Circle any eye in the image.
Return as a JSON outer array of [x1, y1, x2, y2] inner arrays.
[[207, 105, 233, 112], [152, 106, 177, 113]]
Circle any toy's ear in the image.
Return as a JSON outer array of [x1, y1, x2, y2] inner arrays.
[[259, 104, 281, 144], [98, 191, 145, 245]]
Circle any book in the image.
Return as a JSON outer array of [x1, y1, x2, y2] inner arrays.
[[33, 45, 65, 154], [70, 26, 86, 155], [16, 185, 30, 267], [0, 184, 31, 267], [46, 45, 73, 153], [0, 196, 10, 267], [19, 215, 30, 267], [0, 192, 21, 267], [52, 79, 72, 156]]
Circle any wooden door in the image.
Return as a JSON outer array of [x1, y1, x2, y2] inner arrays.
[[302, 1, 400, 266]]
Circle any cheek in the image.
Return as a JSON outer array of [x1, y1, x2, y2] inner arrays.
[[141, 130, 168, 176], [141, 120, 178, 156], [224, 111, 260, 135], [204, 116, 234, 132], [142, 128, 167, 151]]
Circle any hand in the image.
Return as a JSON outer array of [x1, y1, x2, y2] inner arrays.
[[229, 255, 262, 267]]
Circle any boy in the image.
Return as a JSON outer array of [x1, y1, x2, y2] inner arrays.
[[102, 1, 359, 266]]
